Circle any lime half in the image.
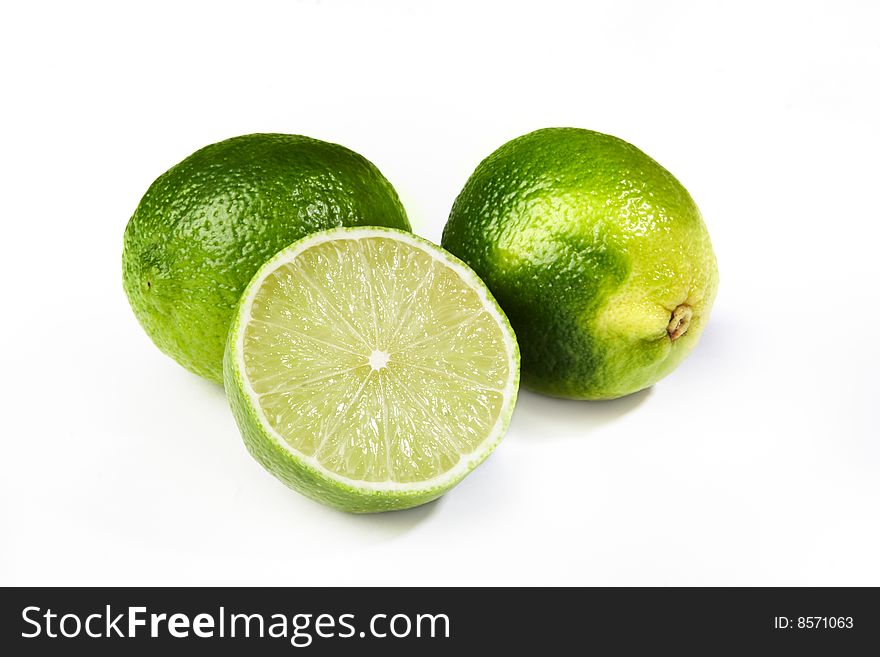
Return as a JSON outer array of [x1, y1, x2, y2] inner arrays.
[[224, 227, 520, 512]]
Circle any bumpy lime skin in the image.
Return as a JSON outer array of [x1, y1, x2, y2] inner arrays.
[[223, 227, 520, 513], [442, 128, 718, 400], [122, 134, 410, 382]]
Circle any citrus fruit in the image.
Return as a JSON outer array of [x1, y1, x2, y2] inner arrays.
[[223, 227, 520, 512], [122, 134, 410, 382], [442, 128, 718, 400]]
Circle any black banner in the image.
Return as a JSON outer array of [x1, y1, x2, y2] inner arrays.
[[1, 587, 876, 654]]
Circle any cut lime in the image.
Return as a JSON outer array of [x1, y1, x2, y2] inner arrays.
[[224, 227, 520, 512]]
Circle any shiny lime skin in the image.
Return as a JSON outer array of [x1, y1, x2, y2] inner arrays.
[[123, 134, 410, 382], [442, 128, 718, 399]]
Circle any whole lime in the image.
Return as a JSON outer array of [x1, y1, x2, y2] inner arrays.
[[442, 128, 718, 399], [122, 134, 410, 382]]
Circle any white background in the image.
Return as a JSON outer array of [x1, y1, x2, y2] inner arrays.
[[2, 0, 878, 586]]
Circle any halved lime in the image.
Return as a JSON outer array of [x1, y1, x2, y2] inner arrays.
[[224, 227, 520, 512]]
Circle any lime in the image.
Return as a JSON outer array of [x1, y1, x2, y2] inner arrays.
[[223, 227, 520, 512], [442, 128, 718, 400], [122, 134, 410, 382]]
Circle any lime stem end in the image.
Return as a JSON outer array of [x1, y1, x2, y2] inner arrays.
[[667, 304, 692, 341]]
